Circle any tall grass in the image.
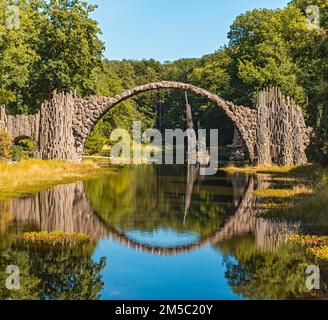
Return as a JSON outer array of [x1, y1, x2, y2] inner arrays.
[[251, 164, 328, 234], [254, 185, 313, 198], [222, 164, 300, 174], [0, 159, 111, 200]]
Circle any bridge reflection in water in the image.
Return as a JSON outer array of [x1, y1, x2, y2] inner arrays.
[[5, 169, 298, 256]]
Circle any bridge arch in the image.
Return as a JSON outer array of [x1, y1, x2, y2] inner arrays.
[[72, 81, 257, 161]]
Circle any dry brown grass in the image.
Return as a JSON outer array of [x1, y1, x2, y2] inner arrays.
[[222, 164, 297, 174], [253, 185, 313, 198], [290, 235, 328, 260], [0, 159, 112, 200]]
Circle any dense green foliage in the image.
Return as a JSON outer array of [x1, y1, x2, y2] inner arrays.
[[0, 0, 327, 163], [0, 0, 103, 114], [0, 243, 105, 300]]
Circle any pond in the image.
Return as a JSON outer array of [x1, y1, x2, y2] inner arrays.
[[0, 165, 327, 300]]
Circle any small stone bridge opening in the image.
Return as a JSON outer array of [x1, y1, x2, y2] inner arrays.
[[0, 81, 312, 166]]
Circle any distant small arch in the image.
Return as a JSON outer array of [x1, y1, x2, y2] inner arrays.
[[13, 135, 36, 144], [13, 136, 39, 158]]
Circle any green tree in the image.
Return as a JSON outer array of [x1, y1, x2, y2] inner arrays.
[[227, 7, 309, 106], [0, 0, 39, 113], [84, 123, 106, 155], [25, 0, 104, 112], [1, 0, 104, 114]]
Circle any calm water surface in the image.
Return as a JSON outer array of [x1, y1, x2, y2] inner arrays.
[[0, 165, 327, 300]]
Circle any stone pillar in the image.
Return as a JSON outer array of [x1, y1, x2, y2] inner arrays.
[[254, 88, 311, 166], [38, 91, 80, 162]]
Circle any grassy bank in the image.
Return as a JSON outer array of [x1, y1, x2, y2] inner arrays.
[[0, 160, 112, 201], [239, 165, 328, 239], [222, 164, 313, 175], [229, 165, 328, 262], [223, 164, 294, 174], [223, 164, 328, 244], [223, 164, 328, 184]]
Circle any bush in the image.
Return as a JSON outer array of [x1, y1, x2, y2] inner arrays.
[[0, 130, 12, 160], [11, 145, 29, 162], [16, 138, 38, 159], [17, 138, 38, 151]]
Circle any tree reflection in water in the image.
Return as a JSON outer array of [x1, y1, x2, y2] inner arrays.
[[0, 165, 327, 300], [0, 242, 105, 300], [217, 235, 311, 300]]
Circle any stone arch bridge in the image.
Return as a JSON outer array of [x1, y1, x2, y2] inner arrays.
[[0, 81, 312, 165]]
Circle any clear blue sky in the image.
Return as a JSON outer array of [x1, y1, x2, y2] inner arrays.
[[92, 0, 290, 62]]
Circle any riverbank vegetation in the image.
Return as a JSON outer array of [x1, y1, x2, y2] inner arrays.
[[240, 165, 328, 255], [0, 160, 112, 201], [222, 165, 299, 174], [254, 185, 313, 199], [290, 235, 328, 260], [223, 163, 328, 179], [15, 232, 91, 247], [222, 164, 328, 216]]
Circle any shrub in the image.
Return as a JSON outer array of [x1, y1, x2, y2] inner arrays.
[[11, 145, 29, 162], [0, 130, 12, 160], [15, 138, 38, 159], [17, 138, 38, 151]]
